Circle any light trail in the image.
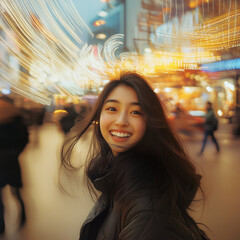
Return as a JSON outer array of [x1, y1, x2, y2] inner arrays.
[[0, 0, 123, 104]]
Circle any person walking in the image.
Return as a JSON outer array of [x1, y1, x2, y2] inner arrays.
[[0, 96, 29, 235], [61, 72, 210, 240], [199, 101, 220, 154], [59, 102, 78, 135]]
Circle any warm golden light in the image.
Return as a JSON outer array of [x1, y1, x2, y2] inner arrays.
[[94, 20, 106, 26], [95, 33, 107, 39], [189, 0, 209, 8]]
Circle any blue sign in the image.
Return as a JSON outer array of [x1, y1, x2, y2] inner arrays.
[[201, 58, 240, 72]]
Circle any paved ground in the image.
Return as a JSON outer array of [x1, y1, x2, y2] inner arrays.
[[1, 120, 240, 240], [184, 121, 240, 240]]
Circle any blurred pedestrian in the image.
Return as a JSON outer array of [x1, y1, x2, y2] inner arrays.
[[0, 96, 29, 235], [31, 105, 46, 146], [173, 102, 196, 138], [61, 72, 210, 240], [174, 102, 185, 118], [199, 101, 220, 154], [59, 102, 78, 134]]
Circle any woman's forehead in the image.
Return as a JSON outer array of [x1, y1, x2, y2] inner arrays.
[[104, 85, 139, 103]]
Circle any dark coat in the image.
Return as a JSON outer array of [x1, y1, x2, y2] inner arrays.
[[59, 106, 78, 134], [80, 154, 209, 240], [0, 115, 29, 188], [204, 108, 217, 131]]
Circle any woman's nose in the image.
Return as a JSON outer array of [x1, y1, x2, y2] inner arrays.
[[115, 112, 129, 126]]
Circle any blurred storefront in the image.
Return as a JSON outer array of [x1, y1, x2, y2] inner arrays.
[[0, 0, 240, 132]]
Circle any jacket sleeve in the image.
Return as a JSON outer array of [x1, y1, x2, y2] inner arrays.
[[118, 211, 196, 240]]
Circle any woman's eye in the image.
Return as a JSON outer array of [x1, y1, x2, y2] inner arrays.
[[106, 107, 116, 112], [131, 110, 142, 115]]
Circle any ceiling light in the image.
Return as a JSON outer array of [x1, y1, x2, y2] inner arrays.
[[96, 33, 107, 39], [1, 88, 11, 95], [144, 48, 152, 53], [94, 20, 106, 26], [98, 11, 108, 17]]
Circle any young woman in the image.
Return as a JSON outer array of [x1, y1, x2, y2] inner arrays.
[[61, 72, 210, 240]]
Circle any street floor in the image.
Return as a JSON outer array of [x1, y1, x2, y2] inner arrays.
[[1, 120, 240, 240]]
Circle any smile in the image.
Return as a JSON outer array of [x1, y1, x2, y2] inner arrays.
[[110, 131, 132, 138]]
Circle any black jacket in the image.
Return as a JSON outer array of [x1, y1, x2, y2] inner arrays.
[[0, 115, 29, 187], [204, 108, 217, 131], [79, 153, 209, 240]]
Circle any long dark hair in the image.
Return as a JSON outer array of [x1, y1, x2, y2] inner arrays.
[[61, 72, 204, 236]]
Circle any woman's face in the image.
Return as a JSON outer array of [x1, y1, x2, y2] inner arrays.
[[100, 85, 146, 156]]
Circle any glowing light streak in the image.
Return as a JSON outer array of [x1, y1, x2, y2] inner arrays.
[[103, 34, 124, 66], [152, 1, 240, 52], [1, 0, 237, 104], [1, 2, 129, 105], [0, 0, 107, 104], [117, 47, 219, 75]]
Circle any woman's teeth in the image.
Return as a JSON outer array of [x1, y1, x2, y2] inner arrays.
[[110, 131, 131, 138]]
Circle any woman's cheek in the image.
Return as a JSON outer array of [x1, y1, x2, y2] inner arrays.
[[99, 113, 109, 135]]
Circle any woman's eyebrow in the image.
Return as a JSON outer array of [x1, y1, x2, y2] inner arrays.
[[104, 99, 140, 106], [131, 102, 140, 106], [104, 99, 119, 104]]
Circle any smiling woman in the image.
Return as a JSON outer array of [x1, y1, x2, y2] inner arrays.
[[61, 72, 211, 240]]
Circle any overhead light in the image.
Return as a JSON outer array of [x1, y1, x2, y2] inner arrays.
[[224, 81, 235, 91], [206, 86, 213, 92], [1, 88, 11, 95], [96, 33, 107, 39], [94, 20, 106, 26], [98, 11, 108, 17], [164, 87, 172, 93], [217, 109, 223, 117], [144, 48, 152, 53]]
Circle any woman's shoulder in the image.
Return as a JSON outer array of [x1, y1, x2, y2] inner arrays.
[[125, 192, 166, 208], [120, 196, 202, 240]]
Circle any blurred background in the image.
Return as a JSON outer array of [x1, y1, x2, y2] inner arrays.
[[0, 0, 239, 128], [0, 0, 240, 240]]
